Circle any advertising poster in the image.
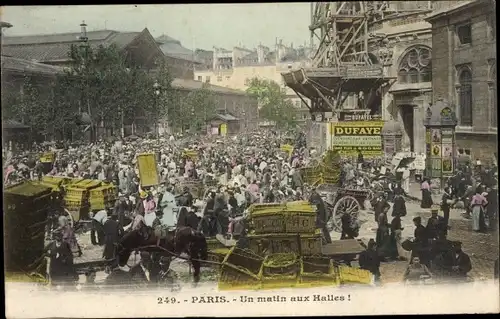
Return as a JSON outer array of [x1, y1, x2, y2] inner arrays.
[[330, 121, 384, 157], [442, 145, 453, 157], [441, 128, 453, 144], [220, 124, 227, 136], [137, 152, 159, 187], [431, 128, 442, 144], [431, 145, 441, 157], [442, 158, 453, 173]]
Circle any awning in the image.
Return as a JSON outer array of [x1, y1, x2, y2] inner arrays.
[[213, 113, 239, 122]]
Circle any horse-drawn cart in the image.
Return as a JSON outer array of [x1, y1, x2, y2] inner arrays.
[[301, 150, 370, 233]]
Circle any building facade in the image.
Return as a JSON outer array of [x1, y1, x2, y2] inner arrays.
[[194, 40, 313, 123], [349, 0, 480, 156], [426, 0, 496, 163]]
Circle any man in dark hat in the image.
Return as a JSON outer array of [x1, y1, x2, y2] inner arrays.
[[48, 230, 78, 287], [426, 207, 446, 240], [441, 241, 472, 281], [102, 213, 124, 265], [372, 192, 390, 223], [309, 186, 331, 244], [359, 239, 381, 283], [412, 216, 430, 266]]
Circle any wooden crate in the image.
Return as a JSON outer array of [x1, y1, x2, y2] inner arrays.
[[250, 201, 317, 234], [72, 179, 102, 190], [251, 212, 286, 234], [65, 187, 87, 201], [205, 248, 231, 269], [218, 263, 261, 291], [247, 233, 323, 256], [223, 247, 264, 276], [285, 212, 316, 233], [298, 256, 339, 287], [218, 247, 264, 291]]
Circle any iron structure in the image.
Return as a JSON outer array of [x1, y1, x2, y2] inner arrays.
[[282, 1, 396, 119]]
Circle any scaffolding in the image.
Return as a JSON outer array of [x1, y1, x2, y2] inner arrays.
[[282, 1, 397, 119]]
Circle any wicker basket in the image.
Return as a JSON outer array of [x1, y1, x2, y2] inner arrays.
[[247, 233, 323, 256], [284, 212, 316, 233], [261, 253, 300, 276], [72, 179, 102, 190], [223, 247, 264, 276], [65, 187, 87, 201], [205, 248, 231, 269], [298, 256, 339, 287], [337, 265, 373, 285], [218, 247, 264, 291], [251, 212, 286, 234]]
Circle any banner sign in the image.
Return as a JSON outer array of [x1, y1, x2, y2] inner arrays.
[[329, 121, 384, 156], [338, 112, 382, 122], [137, 153, 159, 187], [40, 152, 55, 163]]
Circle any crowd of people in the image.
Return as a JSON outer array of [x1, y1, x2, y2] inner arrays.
[[3, 130, 498, 287]]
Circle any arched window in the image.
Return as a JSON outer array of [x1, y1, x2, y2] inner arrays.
[[458, 68, 473, 126], [398, 47, 432, 83]]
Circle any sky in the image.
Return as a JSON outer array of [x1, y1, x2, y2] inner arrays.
[[2, 4, 312, 51]]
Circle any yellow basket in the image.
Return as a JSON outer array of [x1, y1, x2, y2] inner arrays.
[[337, 265, 373, 285], [65, 187, 87, 200], [72, 179, 102, 190], [64, 198, 86, 211], [41, 176, 66, 186]]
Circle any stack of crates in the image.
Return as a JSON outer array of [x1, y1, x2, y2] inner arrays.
[[63, 179, 103, 221], [89, 184, 118, 211]]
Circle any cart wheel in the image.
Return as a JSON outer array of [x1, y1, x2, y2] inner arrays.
[[327, 195, 360, 233]]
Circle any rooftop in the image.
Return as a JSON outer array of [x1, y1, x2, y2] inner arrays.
[[171, 78, 247, 96], [156, 34, 201, 63], [1, 55, 64, 76], [2, 29, 153, 63], [425, 0, 485, 21]]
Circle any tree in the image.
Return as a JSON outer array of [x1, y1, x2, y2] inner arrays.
[[246, 77, 297, 129], [183, 85, 218, 132]]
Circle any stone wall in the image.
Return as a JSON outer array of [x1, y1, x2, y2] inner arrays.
[[430, 1, 496, 161]]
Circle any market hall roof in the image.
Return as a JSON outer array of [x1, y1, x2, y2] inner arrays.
[[171, 78, 248, 96], [155, 34, 201, 64], [1, 55, 64, 76], [2, 28, 163, 65]]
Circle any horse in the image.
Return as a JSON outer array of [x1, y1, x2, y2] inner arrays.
[[116, 225, 208, 284]]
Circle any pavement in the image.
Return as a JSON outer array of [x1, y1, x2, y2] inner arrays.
[[72, 182, 498, 287]]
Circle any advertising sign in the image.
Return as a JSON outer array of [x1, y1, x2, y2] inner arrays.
[[220, 124, 227, 136], [280, 144, 294, 156], [40, 152, 55, 163], [338, 111, 382, 122], [330, 121, 384, 157], [137, 153, 159, 187]]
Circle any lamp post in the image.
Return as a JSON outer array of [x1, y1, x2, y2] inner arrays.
[[153, 81, 160, 138], [241, 110, 246, 131], [191, 107, 195, 134]]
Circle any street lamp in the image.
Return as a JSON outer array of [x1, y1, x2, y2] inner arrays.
[[153, 81, 161, 138], [241, 110, 246, 131]]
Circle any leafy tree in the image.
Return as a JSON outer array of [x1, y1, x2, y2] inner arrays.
[[246, 77, 297, 129], [183, 85, 218, 131]]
